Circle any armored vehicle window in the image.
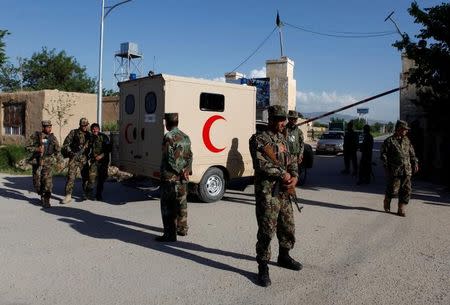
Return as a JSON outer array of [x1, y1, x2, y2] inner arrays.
[[200, 93, 224, 112], [125, 94, 135, 114], [145, 92, 157, 114]]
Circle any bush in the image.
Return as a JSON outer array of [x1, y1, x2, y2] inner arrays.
[[0, 145, 29, 172], [102, 121, 119, 132]]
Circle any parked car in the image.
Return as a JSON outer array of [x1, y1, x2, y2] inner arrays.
[[316, 131, 344, 154]]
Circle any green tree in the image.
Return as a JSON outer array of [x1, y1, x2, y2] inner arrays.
[[330, 117, 345, 123], [44, 92, 76, 143], [0, 29, 9, 67], [394, 1, 450, 115], [21, 47, 96, 93], [0, 62, 21, 92], [352, 118, 366, 130]]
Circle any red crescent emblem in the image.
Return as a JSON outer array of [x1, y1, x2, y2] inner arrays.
[[202, 115, 226, 153], [124, 123, 133, 144]]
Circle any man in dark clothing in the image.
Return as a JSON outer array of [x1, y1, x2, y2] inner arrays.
[[86, 123, 111, 201], [357, 124, 374, 184], [342, 121, 359, 175]]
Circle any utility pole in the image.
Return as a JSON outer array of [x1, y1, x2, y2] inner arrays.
[[276, 10, 284, 57], [384, 11, 403, 38]]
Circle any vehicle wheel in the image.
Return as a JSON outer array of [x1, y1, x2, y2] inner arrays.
[[297, 165, 307, 186], [198, 167, 226, 203]]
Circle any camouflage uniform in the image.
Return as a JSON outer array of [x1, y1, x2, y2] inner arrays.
[[86, 131, 111, 200], [62, 122, 91, 198], [26, 121, 61, 207], [159, 113, 193, 240], [253, 129, 299, 263], [286, 111, 304, 165], [381, 125, 418, 205]]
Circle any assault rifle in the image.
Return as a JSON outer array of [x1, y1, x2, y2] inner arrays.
[[262, 144, 303, 213]]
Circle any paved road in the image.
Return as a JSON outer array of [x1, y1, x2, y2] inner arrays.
[[0, 139, 449, 305]]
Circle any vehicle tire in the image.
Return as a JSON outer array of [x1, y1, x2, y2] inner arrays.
[[197, 167, 226, 203], [297, 165, 307, 186]]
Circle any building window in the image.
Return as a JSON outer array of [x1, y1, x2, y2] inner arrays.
[[3, 102, 25, 135], [200, 93, 224, 112]]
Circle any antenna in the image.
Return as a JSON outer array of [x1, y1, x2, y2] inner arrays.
[[276, 10, 284, 57], [384, 11, 403, 37]]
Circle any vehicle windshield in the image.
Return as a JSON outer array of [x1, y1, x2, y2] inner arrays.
[[321, 133, 343, 140]]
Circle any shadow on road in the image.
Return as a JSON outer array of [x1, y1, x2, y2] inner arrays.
[[1, 175, 153, 205], [42, 206, 257, 284]]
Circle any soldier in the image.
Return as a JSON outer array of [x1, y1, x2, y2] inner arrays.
[[357, 124, 374, 185], [380, 120, 419, 217], [286, 110, 305, 174], [61, 118, 91, 204], [26, 120, 61, 208], [86, 123, 111, 201], [250, 105, 301, 287], [156, 113, 193, 242]]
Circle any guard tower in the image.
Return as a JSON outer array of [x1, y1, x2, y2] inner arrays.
[[114, 42, 144, 82]]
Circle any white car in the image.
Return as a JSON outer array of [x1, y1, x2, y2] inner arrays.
[[316, 131, 344, 154]]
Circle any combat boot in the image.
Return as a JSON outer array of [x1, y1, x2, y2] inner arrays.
[[398, 203, 406, 217], [155, 217, 177, 242], [277, 248, 303, 271], [383, 197, 391, 212], [155, 234, 177, 242], [257, 262, 271, 287], [61, 194, 72, 205], [42, 193, 51, 208]]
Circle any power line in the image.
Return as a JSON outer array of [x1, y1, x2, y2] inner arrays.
[[284, 22, 397, 38], [231, 26, 277, 72]]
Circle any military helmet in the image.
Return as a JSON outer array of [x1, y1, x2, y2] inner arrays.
[[395, 119, 410, 130], [79, 117, 89, 126], [288, 110, 299, 119], [268, 105, 287, 119], [164, 113, 179, 122], [41, 120, 52, 127]]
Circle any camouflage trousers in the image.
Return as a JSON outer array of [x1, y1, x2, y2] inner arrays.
[[160, 181, 188, 235], [32, 163, 53, 196], [255, 180, 295, 263], [385, 174, 412, 204], [86, 160, 108, 197], [64, 157, 89, 196]]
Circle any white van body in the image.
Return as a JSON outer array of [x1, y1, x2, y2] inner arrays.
[[118, 74, 256, 202]]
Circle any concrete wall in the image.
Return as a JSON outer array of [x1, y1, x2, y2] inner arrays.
[[399, 55, 448, 184], [0, 90, 96, 145], [102, 96, 119, 123], [266, 56, 297, 112]]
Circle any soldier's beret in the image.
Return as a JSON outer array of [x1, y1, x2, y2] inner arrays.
[[268, 105, 287, 119], [79, 117, 89, 126], [41, 120, 52, 126], [395, 120, 410, 130], [288, 110, 299, 119], [164, 113, 179, 122]]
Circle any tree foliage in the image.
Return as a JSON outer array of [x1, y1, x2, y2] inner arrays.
[[394, 1, 450, 114], [0, 29, 9, 67], [19, 48, 96, 93]]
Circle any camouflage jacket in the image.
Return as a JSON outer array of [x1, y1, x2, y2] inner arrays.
[[62, 129, 91, 158], [160, 127, 193, 182], [286, 123, 304, 156], [252, 129, 298, 182], [89, 132, 111, 163], [380, 135, 418, 176], [26, 131, 61, 165]]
